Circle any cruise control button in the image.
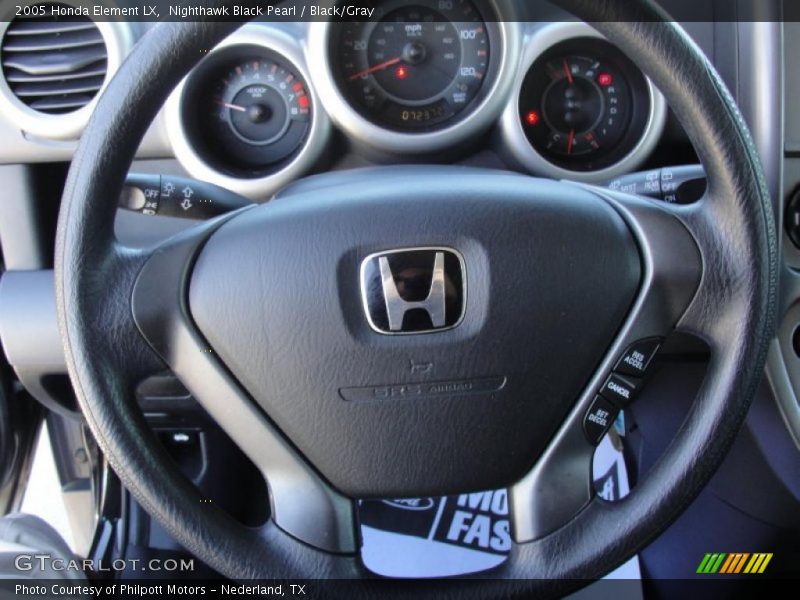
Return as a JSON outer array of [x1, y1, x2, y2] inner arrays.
[[600, 373, 639, 407], [584, 396, 619, 445], [615, 338, 661, 377]]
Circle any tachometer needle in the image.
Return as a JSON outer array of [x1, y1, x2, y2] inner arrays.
[[348, 57, 402, 81], [567, 129, 575, 154], [214, 99, 247, 112], [563, 59, 574, 84]]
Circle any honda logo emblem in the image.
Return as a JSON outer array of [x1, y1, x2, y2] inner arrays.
[[360, 247, 466, 335]]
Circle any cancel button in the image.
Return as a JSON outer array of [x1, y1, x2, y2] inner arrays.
[[600, 373, 640, 407]]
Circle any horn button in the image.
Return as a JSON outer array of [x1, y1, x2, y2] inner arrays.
[[188, 171, 641, 497]]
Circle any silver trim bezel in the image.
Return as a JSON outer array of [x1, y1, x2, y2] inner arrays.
[[769, 321, 800, 450], [500, 21, 667, 183], [165, 25, 331, 200], [359, 246, 467, 336], [306, 5, 520, 154], [0, 2, 134, 141]]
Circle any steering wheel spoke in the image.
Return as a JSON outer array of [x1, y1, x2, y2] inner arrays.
[[130, 217, 358, 554], [57, 241, 170, 388], [510, 185, 702, 542]]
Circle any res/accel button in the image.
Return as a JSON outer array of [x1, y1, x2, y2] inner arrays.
[[615, 338, 661, 377]]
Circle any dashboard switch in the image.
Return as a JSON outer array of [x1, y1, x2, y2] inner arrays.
[[607, 169, 662, 198], [121, 173, 161, 215], [615, 338, 661, 377], [660, 165, 707, 204], [584, 396, 619, 445], [119, 173, 253, 220], [786, 187, 800, 249], [607, 165, 705, 204]]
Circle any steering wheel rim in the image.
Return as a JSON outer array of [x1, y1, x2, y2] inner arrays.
[[54, 0, 777, 593]]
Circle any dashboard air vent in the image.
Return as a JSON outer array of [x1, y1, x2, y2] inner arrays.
[[1, 4, 107, 114]]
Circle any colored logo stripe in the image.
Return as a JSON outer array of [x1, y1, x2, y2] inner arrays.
[[744, 553, 773, 574], [719, 553, 748, 573], [697, 552, 773, 574], [697, 553, 726, 574]]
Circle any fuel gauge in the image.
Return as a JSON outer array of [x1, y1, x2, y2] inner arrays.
[[518, 38, 651, 172]]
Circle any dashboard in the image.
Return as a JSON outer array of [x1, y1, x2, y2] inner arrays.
[[0, 2, 670, 200]]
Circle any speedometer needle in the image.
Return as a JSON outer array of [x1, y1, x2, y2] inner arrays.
[[567, 129, 575, 154], [348, 57, 402, 81], [214, 99, 247, 112]]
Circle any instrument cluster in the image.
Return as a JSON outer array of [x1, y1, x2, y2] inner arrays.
[[166, 10, 666, 198]]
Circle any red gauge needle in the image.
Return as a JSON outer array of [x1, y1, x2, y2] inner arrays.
[[567, 129, 575, 154], [215, 99, 246, 112], [563, 59, 574, 84], [348, 57, 402, 81]]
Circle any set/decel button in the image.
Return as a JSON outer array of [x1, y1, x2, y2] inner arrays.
[[583, 396, 618, 445]]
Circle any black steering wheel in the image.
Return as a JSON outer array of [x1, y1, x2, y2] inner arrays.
[[54, 0, 777, 594]]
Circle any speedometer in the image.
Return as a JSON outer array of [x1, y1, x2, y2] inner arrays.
[[331, 0, 490, 132]]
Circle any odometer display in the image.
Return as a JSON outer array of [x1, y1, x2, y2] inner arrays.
[[332, 0, 490, 132]]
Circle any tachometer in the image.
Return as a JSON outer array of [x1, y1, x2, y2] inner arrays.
[[183, 52, 312, 176], [332, 0, 490, 132]]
